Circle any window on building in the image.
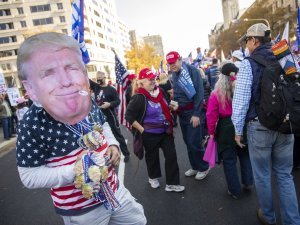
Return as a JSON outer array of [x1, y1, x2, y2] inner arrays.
[[87, 65, 97, 72], [0, 22, 14, 30], [288, 4, 291, 12], [17, 7, 24, 14], [59, 16, 66, 23], [103, 0, 107, 4], [62, 29, 68, 34], [0, 36, 17, 44], [30, 4, 51, 13], [92, 0, 98, 6], [106, 18, 110, 24], [1, 63, 11, 71], [57, 3, 63, 10], [0, 9, 11, 16], [0, 49, 18, 58], [107, 28, 112, 33], [96, 22, 102, 28], [94, 10, 100, 17], [33, 17, 54, 26], [98, 32, 103, 38], [20, 21, 27, 28], [100, 43, 105, 49]]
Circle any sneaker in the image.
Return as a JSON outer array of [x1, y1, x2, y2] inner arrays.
[[185, 169, 197, 177], [242, 184, 253, 191], [165, 185, 185, 192], [195, 169, 210, 180], [148, 178, 160, 189], [227, 190, 239, 200], [257, 209, 277, 225]]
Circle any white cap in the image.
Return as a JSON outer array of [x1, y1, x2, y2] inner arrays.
[[232, 50, 244, 61]]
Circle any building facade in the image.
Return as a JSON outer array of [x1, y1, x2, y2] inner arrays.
[[222, 0, 239, 29], [143, 34, 164, 57]]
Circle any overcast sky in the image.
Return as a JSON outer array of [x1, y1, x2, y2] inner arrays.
[[115, 0, 255, 57]]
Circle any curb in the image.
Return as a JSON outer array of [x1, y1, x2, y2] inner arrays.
[[0, 137, 16, 155]]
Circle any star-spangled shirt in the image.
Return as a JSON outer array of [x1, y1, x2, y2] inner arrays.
[[16, 101, 119, 216], [16, 102, 105, 167]]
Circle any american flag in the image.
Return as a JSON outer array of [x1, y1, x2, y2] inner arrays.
[[71, 0, 90, 64], [158, 60, 165, 74], [115, 54, 130, 128]]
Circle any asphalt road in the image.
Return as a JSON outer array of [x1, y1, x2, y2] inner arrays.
[[1, 126, 300, 225]]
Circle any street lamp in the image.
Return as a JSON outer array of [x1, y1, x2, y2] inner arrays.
[[243, 18, 270, 28]]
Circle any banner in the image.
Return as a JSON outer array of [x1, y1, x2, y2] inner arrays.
[[0, 72, 7, 94], [177, 63, 196, 99], [6, 87, 20, 106]]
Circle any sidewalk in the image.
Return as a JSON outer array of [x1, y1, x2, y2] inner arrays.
[[0, 126, 17, 155]]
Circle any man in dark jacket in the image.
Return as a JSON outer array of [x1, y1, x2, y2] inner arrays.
[[205, 58, 219, 90], [232, 23, 300, 225], [166, 51, 209, 181], [94, 71, 130, 162]]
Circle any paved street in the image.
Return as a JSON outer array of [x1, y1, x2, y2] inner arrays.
[[1, 126, 300, 225]]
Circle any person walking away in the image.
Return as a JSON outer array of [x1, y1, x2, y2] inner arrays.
[[205, 58, 220, 90], [0, 94, 12, 140], [166, 51, 210, 181], [206, 62, 253, 199], [232, 23, 300, 225], [94, 71, 131, 163], [16, 32, 146, 225], [125, 68, 184, 192]]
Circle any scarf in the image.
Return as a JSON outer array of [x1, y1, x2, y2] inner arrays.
[[137, 87, 173, 128], [177, 63, 196, 99]]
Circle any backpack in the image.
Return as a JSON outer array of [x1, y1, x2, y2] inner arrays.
[[251, 55, 300, 134]]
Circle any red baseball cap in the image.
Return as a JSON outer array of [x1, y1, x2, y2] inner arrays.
[[128, 74, 136, 80], [138, 68, 156, 80], [166, 51, 180, 64]]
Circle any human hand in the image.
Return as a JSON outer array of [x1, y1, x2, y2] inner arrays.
[[209, 134, 214, 139], [139, 127, 144, 134], [169, 104, 179, 111], [190, 116, 200, 128], [100, 102, 111, 109], [106, 145, 121, 166], [235, 135, 246, 148]]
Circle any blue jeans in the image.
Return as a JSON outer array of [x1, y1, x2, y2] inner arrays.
[[247, 120, 300, 225], [179, 110, 208, 172], [221, 146, 253, 197], [1, 117, 12, 139]]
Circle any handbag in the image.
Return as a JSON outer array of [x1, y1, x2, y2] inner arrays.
[[203, 137, 217, 168], [133, 134, 144, 160]]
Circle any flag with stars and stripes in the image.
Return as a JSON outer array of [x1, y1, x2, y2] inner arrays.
[[115, 54, 130, 128], [71, 0, 90, 64], [158, 60, 165, 74]]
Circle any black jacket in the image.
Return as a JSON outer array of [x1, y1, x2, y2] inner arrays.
[[125, 93, 147, 137]]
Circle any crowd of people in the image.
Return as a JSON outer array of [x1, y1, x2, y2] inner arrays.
[[12, 22, 300, 225]]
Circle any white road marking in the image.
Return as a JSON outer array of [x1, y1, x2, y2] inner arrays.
[[117, 139, 127, 184]]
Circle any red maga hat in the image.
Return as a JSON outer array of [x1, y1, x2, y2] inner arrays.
[[166, 51, 180, 64], [138, 68, 156, 80]]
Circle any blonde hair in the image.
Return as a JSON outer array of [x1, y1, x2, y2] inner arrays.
[[17, 32, 85, 81], [212, 60, 236, 109], [158, 73, 168, 85]]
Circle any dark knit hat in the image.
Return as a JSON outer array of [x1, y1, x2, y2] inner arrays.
[[221, 63, 239, 76]]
